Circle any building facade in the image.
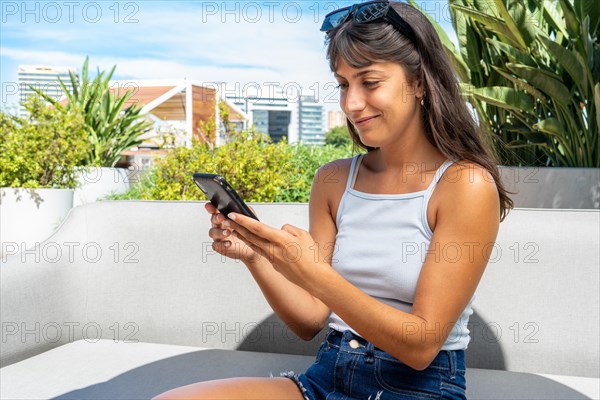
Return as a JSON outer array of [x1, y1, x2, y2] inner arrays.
[[328, 110, 347, 130], [225, 86, 298, 144], [298, 96, 325, 146], [225, 85, 325, 145], [18, 65, 77, 116]]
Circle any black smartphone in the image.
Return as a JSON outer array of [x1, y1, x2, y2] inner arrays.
[[192, 173, 258, 220]]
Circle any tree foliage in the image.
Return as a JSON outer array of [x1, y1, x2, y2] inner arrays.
[[325, 125, 353, 147]]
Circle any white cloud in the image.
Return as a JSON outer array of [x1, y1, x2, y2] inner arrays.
[[1, 48, 84, 68], [1, 0, 458, 113], [1, 2, 337, 84], [0, 46, 340, 110]]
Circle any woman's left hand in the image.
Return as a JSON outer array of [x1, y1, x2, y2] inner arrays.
[[223, 212, 328, 291]]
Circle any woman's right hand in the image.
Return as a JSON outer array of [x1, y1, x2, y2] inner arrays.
[[205, 202, 260, 263]]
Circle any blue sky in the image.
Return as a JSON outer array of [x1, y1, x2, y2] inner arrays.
[[0, 0, 457, 112]]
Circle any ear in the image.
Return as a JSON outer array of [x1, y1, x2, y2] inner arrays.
[[414, 78, 425, 99]]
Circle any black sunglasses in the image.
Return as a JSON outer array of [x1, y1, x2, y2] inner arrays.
[[320, 1, 416, 44]]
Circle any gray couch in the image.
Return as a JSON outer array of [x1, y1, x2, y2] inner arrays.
[[1, 201, 598, 399]]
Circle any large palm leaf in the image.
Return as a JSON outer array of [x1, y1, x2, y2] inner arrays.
[[33, 57, 152, 167], [411, 0, 599, 167]]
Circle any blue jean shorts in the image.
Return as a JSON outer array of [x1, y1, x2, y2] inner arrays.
[[282, 328, 466, 400]]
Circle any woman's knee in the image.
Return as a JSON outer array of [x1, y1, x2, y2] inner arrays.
[[151, 380, 219, 400], [151, 377, 303, 400]]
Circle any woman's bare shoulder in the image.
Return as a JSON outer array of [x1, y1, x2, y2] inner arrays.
[[440, 161, 498, 191], [313, 157, 354, 188], [311, 157, 356, 221], [436, 161, 500, 217]]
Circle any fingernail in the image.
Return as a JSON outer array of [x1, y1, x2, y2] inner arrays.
[[228, 213, 236, 221], [224, 242, 231, 248], [222, 230, 229, 236]]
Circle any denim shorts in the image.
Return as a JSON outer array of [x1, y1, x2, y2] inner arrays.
[[282, 328, 466, 400]]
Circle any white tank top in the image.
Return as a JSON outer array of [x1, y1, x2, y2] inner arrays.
[[329, 153, 474, 350]]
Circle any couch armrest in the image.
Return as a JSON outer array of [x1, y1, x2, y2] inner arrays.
[[1, 240, 87, 366]]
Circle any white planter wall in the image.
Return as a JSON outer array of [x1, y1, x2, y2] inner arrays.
[[0, 188, 73, 256], [499, 167, 600, 209], [1, 168, 132, 257], [74, 167, 131, 207]]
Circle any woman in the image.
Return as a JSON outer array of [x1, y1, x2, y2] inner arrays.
[[154, 1, 512, 399]]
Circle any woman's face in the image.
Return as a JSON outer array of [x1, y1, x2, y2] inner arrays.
[[335, 58, 423, 149]]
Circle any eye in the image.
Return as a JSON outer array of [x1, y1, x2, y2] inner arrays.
[[363, 81, 380, 88], [336, 82, 348, 90]]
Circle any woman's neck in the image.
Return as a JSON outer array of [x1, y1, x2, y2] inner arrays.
[[367, 134, 447, 173]]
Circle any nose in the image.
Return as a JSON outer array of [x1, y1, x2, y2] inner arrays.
[[341, 85, 366, 114]]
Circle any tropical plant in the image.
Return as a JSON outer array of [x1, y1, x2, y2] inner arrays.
[[0, 97, 88, 188], [411, 0, 599, 167], [33, 57, 153, 167]]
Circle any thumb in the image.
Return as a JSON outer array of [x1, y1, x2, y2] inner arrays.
[[281, 224, 304, 236]]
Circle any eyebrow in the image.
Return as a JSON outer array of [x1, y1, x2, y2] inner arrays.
[[334, 69, 385, 79]]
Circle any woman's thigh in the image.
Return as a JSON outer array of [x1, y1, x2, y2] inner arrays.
[[152, 377, 305, 400]]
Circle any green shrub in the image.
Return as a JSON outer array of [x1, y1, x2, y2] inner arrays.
[[274, 143, 357, 202], [116, 129, 294, 201], [112, 132, 358, 202], [0, 97, 88, 188]]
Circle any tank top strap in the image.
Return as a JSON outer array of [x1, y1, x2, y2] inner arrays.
[[420, 159, 457, 239], [424, 159, 456, 196], [345, 153, 365, 190]]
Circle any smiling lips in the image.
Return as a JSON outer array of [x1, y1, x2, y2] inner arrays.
[[353, 115, 380, 126]]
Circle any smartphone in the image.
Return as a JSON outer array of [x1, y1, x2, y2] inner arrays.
[[192, 173, 258, 220]]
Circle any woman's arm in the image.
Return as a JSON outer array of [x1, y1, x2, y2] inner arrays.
[[207, 162, 344, 340], [242, 162, 347, 339], [228, 162, 500, 369]]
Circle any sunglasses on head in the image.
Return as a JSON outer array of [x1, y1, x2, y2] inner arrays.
[[320, 1, 416, 44]]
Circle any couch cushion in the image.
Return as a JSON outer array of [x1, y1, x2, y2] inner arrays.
[[2, 204, 598, 379], [1, 340, 597, 399], [0, 340, 314, 399]]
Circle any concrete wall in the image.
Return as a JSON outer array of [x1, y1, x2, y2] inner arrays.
[[499, 167, 600, 209]]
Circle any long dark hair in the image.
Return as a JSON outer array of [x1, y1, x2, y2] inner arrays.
[[325, 1, 513, 220]]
